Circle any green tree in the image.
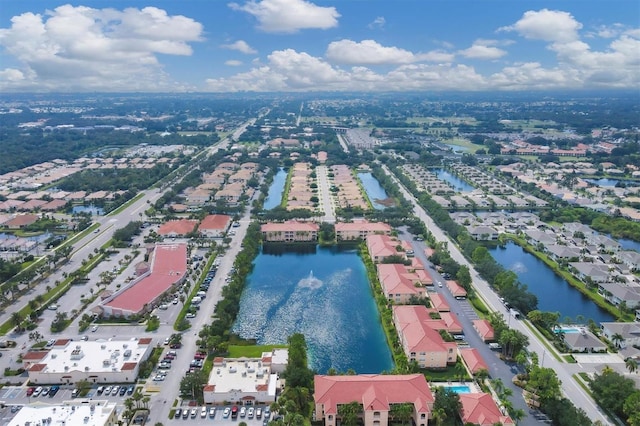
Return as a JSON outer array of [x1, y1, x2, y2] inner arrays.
[[590, 369, 636, 418], [338, 401, 362, 426], [623, 391, 640, 426], [179, 370, 207, 403], [527, 366, 562, 404], [433, 387, 462, 425], [390, 402, 414, 425], [625, 357, 638, 374]]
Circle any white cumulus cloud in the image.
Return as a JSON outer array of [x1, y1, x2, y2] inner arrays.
[[500, 9, 582, 42], [458, 41, 507, 60], [228, 0, 339, 33], [0, 4, 203, 91], [326, 39, 417, 65], [221, 40, 257, 54]]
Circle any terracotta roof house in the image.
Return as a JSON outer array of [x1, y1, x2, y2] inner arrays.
[[313, 374, 434, 426], [472, 319, 495, 342], [335, 220, 392, 241], [377, 263, 428, 304], [459, 348, 489, 375], [366, 234, 405, 263], [158, 219, 198, 237], [198, 214, 231, 238], [393, 305, 457, 368], [459, 393, 514, 426], [261, 221, 319, 242], [4, 213, 39, 229]]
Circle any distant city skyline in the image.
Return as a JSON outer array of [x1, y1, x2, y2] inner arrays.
[[0, 0, 638, 92]]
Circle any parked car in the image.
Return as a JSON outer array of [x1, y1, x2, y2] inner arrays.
[[240, 406, 246, 417], [201, 407, 207, 418], [96, 386, 104, 395], [26, 387, 35, 396], [209, 407, 216, 418], [248, 407, 254, 418], [111, 386, 119, 396], [49, 386, 59, 397], [33, 387, 43, 397], [127, 385, 135, 395], [256, 407, 262, 418], [119, 386, 127, 396], [71, 389, 79, 398], [223, 407, 231, 418], [190, 408, 197, 418]]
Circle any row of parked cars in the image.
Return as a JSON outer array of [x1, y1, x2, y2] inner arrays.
[[174, 405, 271, 421]]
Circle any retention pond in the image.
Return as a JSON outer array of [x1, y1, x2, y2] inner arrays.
[[233, 244, 394, 374]]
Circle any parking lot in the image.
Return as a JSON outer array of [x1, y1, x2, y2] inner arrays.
[[0, 384, 137, 403], [170, 405, 272, 425]]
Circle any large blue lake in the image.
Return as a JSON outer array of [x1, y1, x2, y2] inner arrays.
[[358, 172, 390, 210], [489, 242, 614, 324], [434, 168, 475, 192], [263, 168, 287, 210], [233, 245, 394, 374]]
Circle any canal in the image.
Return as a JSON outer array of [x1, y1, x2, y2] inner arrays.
[[434, 168, 475, 192], [358, 172, 391, 210], [232, 244, 394, 374], [489, 242, 614, 324], [263, 167, 287, 210]]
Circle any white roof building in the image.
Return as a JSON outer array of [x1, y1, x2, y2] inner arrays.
[[7, 400, 118, 426], [26, 338, 153, 385], [203, 350, 287, 405]]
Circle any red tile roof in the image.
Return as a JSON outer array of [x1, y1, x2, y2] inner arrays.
[[23, 351, 48, 361], [393, 305, 457, 354], [446, 280, 467, 297], [377, 263, 428, 297], [429, 293, 450, 312], [158, 219, 197, 236], [314, 374, 433, 416], [103, 243, 187, 314], [4, 214, 38, 228], [138, 338, 152, 345], [459, 393, 514, 426], [334, 220, 391, 233], [472, 319, 495, 341], [29, 363, 46, 372], [121, 362, 137, 371], [198, 214, 231, 231], [459, 348, 489, 374]]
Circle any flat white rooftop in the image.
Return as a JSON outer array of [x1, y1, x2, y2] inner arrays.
[[208, 359, 274, 394], [35, 338, 151, 375], [7, 400, 117, 426]]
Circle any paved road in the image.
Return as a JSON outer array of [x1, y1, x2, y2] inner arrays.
[[316, 165, 336, 223], [383, 165, 613, 425]]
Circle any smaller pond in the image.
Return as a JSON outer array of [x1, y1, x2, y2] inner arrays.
[[0, 232, 52, 242], [445, 144, 471, 153], [489, 242, 614, 324], [263, 168, 287, 210], [613, 236, 640, 253], [585, 178, 619, 187], [72, 205, 104, 215], [358, 172, 392, 209], [434, 169, 475, 192]]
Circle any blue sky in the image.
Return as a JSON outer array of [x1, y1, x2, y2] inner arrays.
[[0, 0, 638, 92]]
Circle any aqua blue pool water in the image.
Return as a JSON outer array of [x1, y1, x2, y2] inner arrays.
[[442, 385, 471, 393]]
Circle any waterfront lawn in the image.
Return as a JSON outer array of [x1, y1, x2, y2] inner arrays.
[[228, 344, 288, 358]]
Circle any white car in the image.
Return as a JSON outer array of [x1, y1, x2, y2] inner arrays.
[[91, 325, 98, 332], [223, 407, 231, 418], [110, 386, 119, 396]]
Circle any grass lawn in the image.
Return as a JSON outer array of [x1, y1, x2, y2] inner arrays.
[[441, 137, 480, 152], [228, 344, 288, 358]]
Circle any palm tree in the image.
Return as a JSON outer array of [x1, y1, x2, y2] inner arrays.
[[492, 378, 505, 396], [611, 333, 624, 348], [10, 312, 23, 331], [432, 407, 447, 426], [626, 358, 638, 374]]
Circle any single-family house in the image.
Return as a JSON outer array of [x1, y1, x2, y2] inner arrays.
[[600, 322, 640, 349]]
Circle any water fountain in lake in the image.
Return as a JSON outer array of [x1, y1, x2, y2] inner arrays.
[[298, 270, 323, 289]]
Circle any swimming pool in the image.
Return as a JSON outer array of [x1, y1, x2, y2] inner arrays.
[[554, 326, 585, 334], [440, 385, 472, 393]]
